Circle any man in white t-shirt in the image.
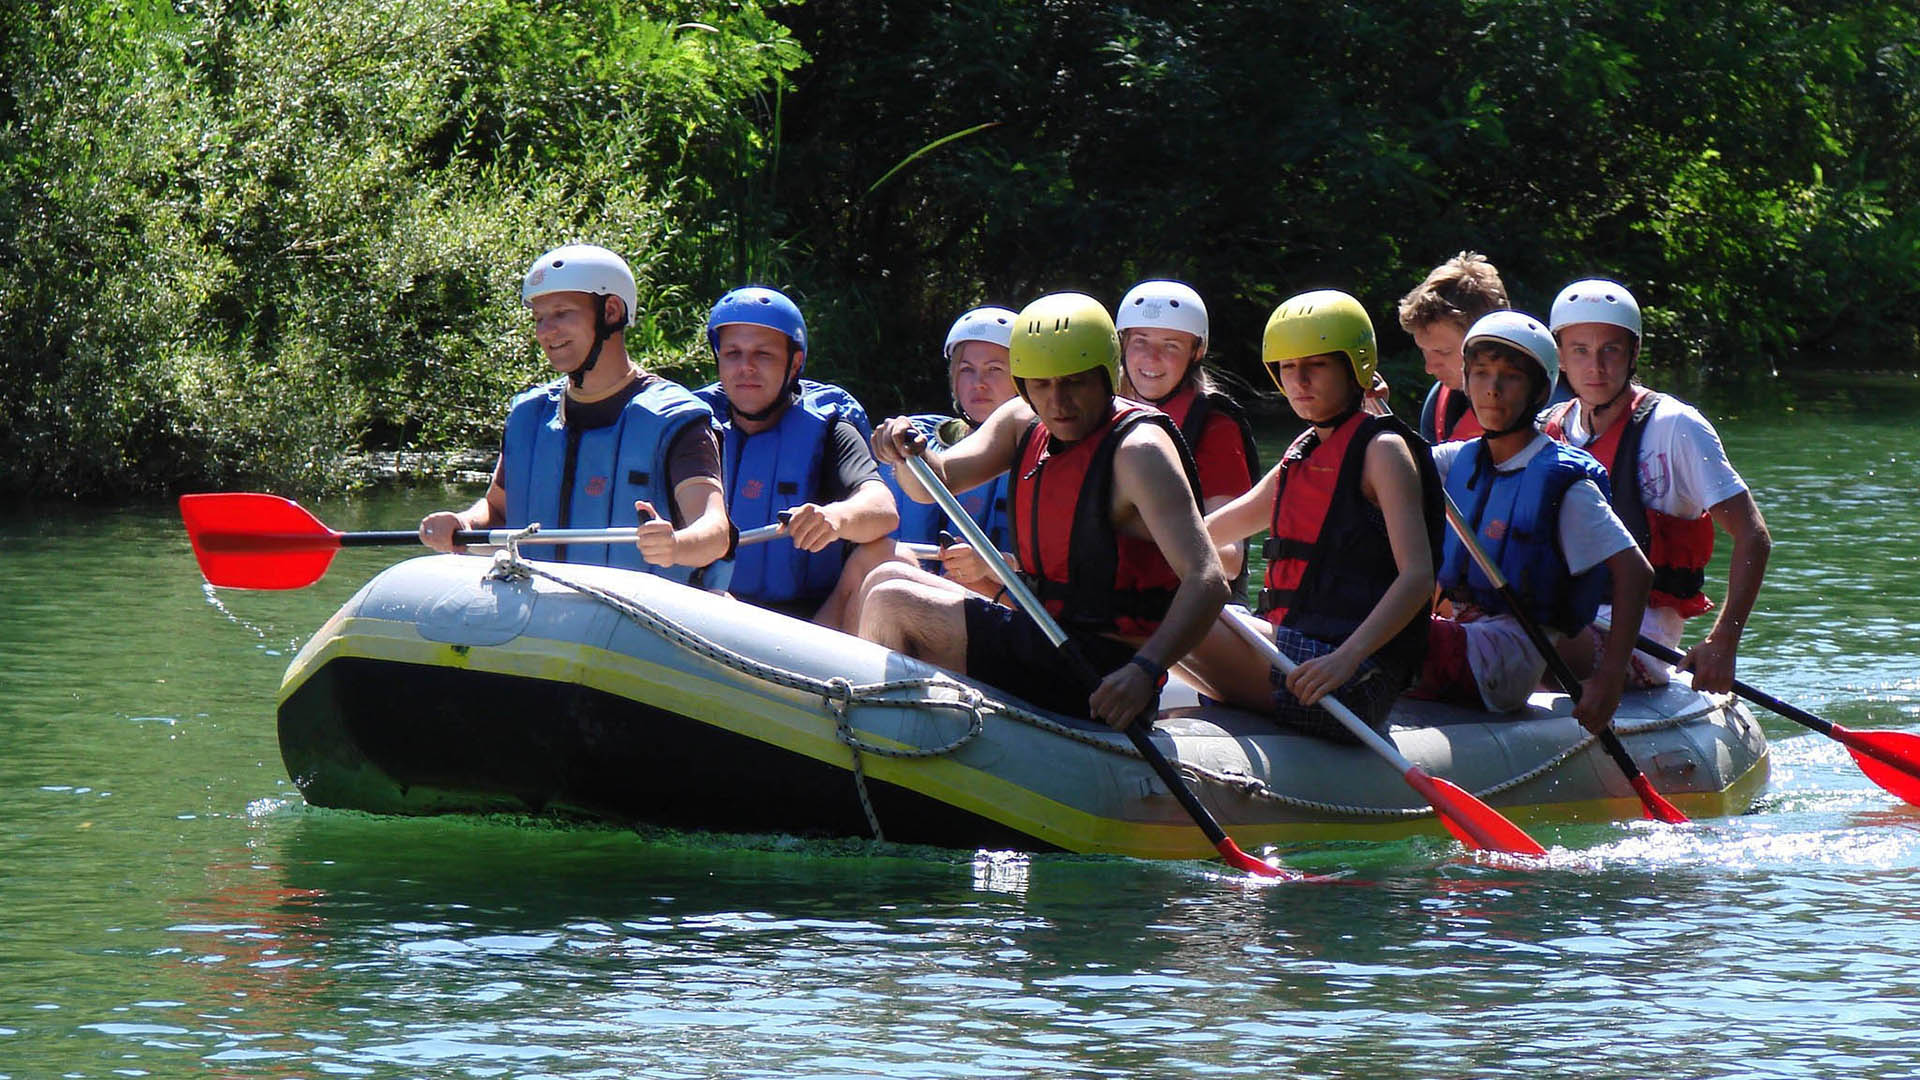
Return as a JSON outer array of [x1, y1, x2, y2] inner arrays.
[[1407, 311, 1653, 734], [1541, 280, 1772, 693]]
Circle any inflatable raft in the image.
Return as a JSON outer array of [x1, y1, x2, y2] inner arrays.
[[277, 553, 1769, 857]]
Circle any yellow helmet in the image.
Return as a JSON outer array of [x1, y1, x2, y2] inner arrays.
[[1009, 292, 1120, 388], [1261, 289, 1377, 395]]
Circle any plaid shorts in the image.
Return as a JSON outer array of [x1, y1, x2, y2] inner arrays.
[[1266, 626, 1409, 743]]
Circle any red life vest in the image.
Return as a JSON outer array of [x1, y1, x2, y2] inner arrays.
[[1154, 382, 1260, 605], [1434, 384, 1484, 442], [1154, 383, 1260, 503], [1259, 411, 1442, 676], [1542, 387, 1715, 617], [1009, 401, 1198, 639]]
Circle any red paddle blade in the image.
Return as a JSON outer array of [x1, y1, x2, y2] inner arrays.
[[1214, 837, 1304, 880], [179, 493, 344, 590], [1834, 725, 1920, 806], [1630, 774, 1691, 824], [1403, 769, 1548, 857]]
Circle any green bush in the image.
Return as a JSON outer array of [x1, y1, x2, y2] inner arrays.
[[0, 0, 803, 497]]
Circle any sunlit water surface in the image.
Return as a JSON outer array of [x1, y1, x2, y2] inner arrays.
[[1, 382, 1916, 1078]]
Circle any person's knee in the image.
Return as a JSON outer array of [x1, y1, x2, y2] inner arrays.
[[857, 577, 922, 641], [860, 578, 965, 663], [844, 537, 907, 576], [854, 559, 922, 600]]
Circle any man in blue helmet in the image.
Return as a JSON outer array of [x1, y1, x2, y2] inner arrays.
[[419, 244, 732, 580], [696, 286, 902, 624]]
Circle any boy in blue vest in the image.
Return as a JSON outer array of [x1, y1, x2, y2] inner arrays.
[[1409, 310, 1653, 733], [419, 245, 732, 580], [696, 286, 902, 625]]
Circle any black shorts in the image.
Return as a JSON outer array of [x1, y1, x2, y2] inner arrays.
[[962, 597, 1137, 720]]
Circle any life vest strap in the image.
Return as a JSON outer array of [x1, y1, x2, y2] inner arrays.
[[1652, 565, 1707, 599]]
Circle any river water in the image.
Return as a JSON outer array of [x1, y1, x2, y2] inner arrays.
[[2, 380, 1917, 1078]]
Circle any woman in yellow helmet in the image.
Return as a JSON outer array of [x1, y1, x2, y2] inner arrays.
[[1181, 290, 1442, 739]]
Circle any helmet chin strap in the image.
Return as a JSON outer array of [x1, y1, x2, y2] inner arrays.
[[1587, 370, 1637, 416], [569, 295, 617, 390]]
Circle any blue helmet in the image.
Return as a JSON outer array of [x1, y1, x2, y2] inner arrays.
[[706, 286, 807, 359]]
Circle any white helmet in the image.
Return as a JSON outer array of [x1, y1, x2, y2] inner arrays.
[[521, 244, 637, 329], [1549, 278, 1641, 339], [943, 306, 1018, 358], [1464, 310, 1558, 398], [1115, 280, 1208, 350]]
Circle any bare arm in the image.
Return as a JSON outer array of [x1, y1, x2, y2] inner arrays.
[[1204, 462, 1282, 547], [633, 478, 730, 568], [420, 460, 507, 551], [1086, 425, 1231, 728], [830, 478, 902, 544], [871, 395, 1034, 500], [1578, 543, 1654, 733], [1683, 490, 1771, 692], [1205, 494, 1246, 579]]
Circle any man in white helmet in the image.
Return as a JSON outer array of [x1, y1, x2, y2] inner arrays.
[[1540, 279, 1771, 693], [419, 244, 733, 581], [1407, 311, 1652, 733]]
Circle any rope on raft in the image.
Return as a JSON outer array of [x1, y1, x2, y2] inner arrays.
[[491, 544, 1731, 830]]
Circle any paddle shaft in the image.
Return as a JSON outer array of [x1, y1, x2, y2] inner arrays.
[[1221, 610, 1419, 772], [1591, 616, 1837, 737], [1440, 494, 1686, 822], [900, 455, 1284, 875], [202, 520, 789, 553], [1220, 608, 1547, 855]]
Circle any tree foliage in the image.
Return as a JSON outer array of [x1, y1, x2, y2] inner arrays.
[[772, 0, 1920, 414], [1, 0, 1915, 496], [0, 0, 801, 496]]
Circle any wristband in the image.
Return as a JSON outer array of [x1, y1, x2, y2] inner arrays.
[[722, 523, 741, 560], [1128, 654, 1168, 688]]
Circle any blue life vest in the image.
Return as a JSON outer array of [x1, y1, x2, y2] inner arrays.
[[1437, 437, 1612, 635], [880, 413, 1013, 550], [696, 379, 874, 608], [501, 376, 716, 583]]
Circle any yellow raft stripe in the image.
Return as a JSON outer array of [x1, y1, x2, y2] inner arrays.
[[281, 616, 1774, 859]]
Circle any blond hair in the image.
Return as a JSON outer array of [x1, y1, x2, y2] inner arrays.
[[1396, 251, 1508, 334]]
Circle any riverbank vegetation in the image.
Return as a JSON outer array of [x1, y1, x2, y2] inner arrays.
[[3, 0, 1916, 497]]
